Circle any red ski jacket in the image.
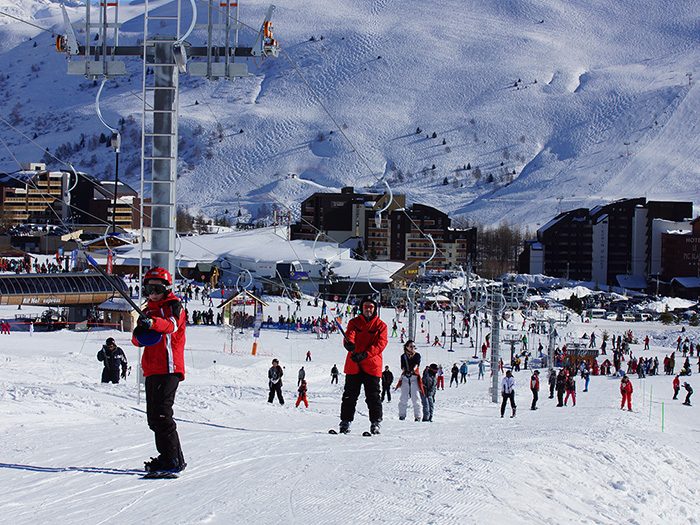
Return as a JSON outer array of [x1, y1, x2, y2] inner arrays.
[[343, 313, 387, 377], [620, 380, 633, 395], [530, 374, 540, 391], [132, 292, 187, 379]]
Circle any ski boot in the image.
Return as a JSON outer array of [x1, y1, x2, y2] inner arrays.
[[144, 456, 167, 473], [339, 420, 351, 434], [370, 421, 381, 435], [510, 407, 516, 418]]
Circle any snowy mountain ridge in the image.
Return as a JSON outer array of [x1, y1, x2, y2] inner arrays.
[[0, 0, 698, 228]]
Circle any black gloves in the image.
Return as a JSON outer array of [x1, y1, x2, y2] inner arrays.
[[350, 351, 368, 363], [121, 367, 127, 379], [343, 340, 356, 352], [138, 316, 154, 329]]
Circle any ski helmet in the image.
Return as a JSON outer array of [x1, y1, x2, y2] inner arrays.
[[143, 267, 172, 286]]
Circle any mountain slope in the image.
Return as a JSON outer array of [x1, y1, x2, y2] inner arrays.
[[0, 0, 698, 227]]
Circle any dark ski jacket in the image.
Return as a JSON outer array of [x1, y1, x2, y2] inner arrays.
[[97, 345, 127, 373], [382, 369, 394, 388], [268, 365, 284, 386]]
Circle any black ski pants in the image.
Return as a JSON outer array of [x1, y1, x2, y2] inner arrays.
[[531, 388, 538, 410], [557, 388, 565, 406], [145, 374, 185, 466], [331, 374, 339, 384], [501, 392, 516, 416], [268, 382, 284, 404], [381, 383, 391, 402], [101, 367, 120, 384], [549, 382, 555, 398], [340, 371, 382, 424]]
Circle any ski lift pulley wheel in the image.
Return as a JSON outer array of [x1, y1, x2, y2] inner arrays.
[[133, 326, 163, 346]]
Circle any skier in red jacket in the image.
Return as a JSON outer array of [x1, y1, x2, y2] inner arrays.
[[132, 267, 187, 474], [620, 375, 633, 411], [337, 296, 388, 435], [672, 375, 680, 400]]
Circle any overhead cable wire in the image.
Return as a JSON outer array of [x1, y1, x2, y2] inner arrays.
[[0, 11, 54, 34]]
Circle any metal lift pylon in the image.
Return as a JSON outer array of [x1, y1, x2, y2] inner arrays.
[[56, 0, 281, 283]]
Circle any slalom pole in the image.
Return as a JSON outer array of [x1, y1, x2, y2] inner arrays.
[[661, 401, 665, 432]]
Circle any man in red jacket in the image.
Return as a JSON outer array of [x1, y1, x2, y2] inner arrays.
[[132, 267, 187, 474], [337, 296, 388, 435], [620, 375, 633, 411]]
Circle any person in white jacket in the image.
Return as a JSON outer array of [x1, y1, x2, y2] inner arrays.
[[397, 340, 422, 421], [500, 370, 516, 418]]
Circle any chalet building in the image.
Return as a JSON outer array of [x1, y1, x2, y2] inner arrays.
[[0, 163, 146, 232], [290, 188, 476, 273], [290, 186, 405, 244], [520, 198, 693, 287]]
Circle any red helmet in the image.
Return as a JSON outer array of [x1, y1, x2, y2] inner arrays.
[[143, 267, 172, 286]]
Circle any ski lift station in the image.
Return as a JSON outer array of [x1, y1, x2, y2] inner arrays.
[[106, 226, 404, 297]]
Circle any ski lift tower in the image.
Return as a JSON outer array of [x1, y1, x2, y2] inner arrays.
[[56, 0, 280, 278]]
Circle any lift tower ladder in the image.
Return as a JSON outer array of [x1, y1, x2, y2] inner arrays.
[[139, 0, 183, 274], [56, 0, 281, 280]]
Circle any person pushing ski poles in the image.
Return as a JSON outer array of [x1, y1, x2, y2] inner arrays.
[[333, 297, 387, 436]]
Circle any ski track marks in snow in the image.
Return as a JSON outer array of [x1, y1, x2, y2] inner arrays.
[[0, 304, 699, 523]]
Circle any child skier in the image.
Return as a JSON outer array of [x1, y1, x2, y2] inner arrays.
[[295, 379, 309, 408], [620, 375, 633, 411]]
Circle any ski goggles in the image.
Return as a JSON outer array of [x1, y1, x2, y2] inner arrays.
[[143, 283, 169, 296]]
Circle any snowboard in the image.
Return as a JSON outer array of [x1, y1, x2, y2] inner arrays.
[[328, 429, 373, 437], [142, 471, 180, 479]]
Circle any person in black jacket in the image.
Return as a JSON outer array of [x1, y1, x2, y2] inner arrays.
[[555, 369, 567, 407], [381, 366, 394, 402], [268, 358, 285, 404], [97, 337, 128, 384], [548, 368, 557, 399]]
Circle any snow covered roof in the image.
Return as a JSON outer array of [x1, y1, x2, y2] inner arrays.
[[114, 227, 349, 267], [671, 277, 700, 289], [112, 227, 403, 283], [546, 286, 598, 300], [97, 298, 136, 312], [616, 274, 647, 290]]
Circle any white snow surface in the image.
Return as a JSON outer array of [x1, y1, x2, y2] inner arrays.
[[545, 285, 598, 300], [0, 0, 699, 227], [642, 296, 697, 313], [0, 300, 698, 524]]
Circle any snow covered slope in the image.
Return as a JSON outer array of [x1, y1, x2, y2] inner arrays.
[[0, 0, 698, 226], [0, 301, 698, 524]]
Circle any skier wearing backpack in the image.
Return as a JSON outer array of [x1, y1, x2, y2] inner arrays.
[[268, 358, 285, 405], [337, 297, 387, 435]]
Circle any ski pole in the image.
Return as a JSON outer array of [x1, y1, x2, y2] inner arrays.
[[85, 253, 145, 316], [85, 253, 161, 345]]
